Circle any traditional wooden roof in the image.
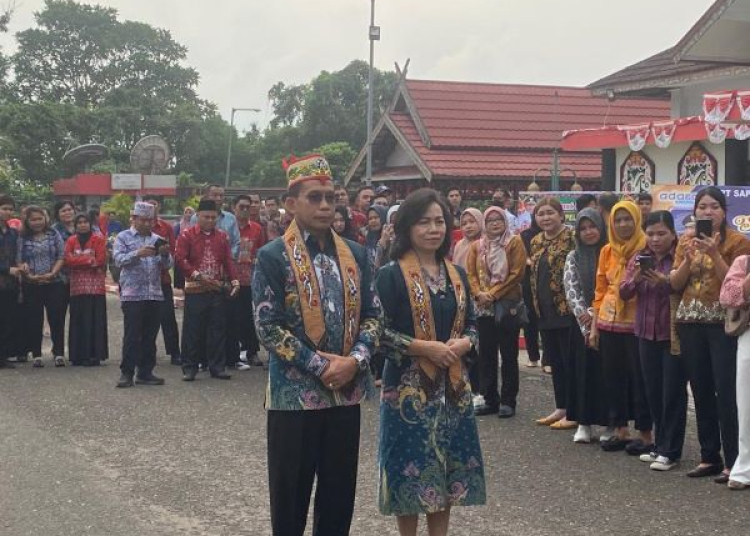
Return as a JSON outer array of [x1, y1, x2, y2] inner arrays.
[[344, 77, 670, 184]]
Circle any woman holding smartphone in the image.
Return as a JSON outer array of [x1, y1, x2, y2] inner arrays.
[[671, 187, 750, 482], [620, 211, 687, 471]]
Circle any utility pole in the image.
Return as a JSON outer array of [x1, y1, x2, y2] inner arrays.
[[225, 107, 261, 188], [365, 0, 380, 187]]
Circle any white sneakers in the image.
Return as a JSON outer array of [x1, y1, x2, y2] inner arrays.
[[650, 456, 678, 471], [573, 425, 592, 444], [639, 452, 658, 463], [235, 362, 252, 371], [472, 394, 486, 409]]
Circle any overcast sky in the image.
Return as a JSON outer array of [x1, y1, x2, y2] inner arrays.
[[1, 0, 714, 131]]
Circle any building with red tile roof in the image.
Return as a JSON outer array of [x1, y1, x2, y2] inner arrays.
[[345, 69, 670, 199]]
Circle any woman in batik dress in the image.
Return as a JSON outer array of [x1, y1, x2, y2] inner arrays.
[[375, 188, 485, 536]]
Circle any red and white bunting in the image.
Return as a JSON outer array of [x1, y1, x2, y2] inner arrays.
[[705, 122, 731, 144], [619, 124, 650, 152], [703, 92, 735, 125], [651, 121, 676, 148], [735, 124, 750, 141], [736, 91, 750, 122]]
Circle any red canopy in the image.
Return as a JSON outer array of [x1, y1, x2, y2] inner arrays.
[[561, 89, 750, 151]]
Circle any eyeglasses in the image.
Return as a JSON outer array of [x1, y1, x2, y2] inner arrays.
[[306, 192, 335, 205], [334, 193, 349, 199]]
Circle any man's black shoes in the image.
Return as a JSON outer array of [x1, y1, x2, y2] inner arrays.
[[116, 374, 134, 388], [135, 374, 165, 386]]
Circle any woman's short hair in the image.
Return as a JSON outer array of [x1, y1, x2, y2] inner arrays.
[[391, 188, 453, 261], [535, 196, 564, 217], [52, 200, 75, 221]]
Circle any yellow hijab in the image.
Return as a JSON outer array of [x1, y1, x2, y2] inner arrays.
[[607, 200, 646, 282]]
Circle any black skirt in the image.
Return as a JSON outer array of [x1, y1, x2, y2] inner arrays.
[[68, 294, 109, 365], [566, 326, 609, 426]]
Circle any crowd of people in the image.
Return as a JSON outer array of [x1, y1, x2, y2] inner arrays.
[[4, 161, 750, 536], [0, 186, 270, 383]]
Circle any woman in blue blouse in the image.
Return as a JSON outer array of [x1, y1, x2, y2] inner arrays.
[[17, 206, 66, 367], [375, 188, 485, 536]]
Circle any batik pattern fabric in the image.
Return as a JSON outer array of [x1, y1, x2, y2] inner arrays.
[[674, 229, 750, 323], [65, 234, 106, 296], [530, 227, 576, 318], [113, 228, 173, 302], [52, 222, 74, 284], [17, 229, 65, 282], [252, 231, 380, 411], [375, 260, 485, 516], [564, 250, 592, 337], [236, 221, 264, 286], [191, 211, 240, 259]]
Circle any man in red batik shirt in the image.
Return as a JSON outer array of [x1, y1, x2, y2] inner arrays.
[[176, 199, 239, 382], [229, 194, 265, 370], [143, 196, 182, 366]]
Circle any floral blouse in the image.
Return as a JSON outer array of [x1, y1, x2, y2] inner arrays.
[[674, 229, 750, 323], [564, 250, 592, 337], [530, 226, 576, 320]]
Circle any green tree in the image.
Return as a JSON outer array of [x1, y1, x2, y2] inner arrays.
[[267, 60, 397, 152], [11, 0, 198, 107], [313, 142, 356, 183], [2, 1, 226, 184]]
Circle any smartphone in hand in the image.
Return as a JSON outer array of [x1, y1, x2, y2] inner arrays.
[[696, 219, 713, 239]]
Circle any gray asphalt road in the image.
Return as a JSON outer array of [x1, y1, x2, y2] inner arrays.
[[0, 295, 747, 536]]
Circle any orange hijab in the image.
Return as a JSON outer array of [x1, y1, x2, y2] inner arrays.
[[607, 200, 646, 283]]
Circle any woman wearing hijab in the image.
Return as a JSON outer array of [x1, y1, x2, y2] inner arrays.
[[366, 205, 388, 274], [452, 208, 483, 270], [590, 200, 653, 453], [64, 213, 108, 366], [563, 208, 609, 443], [375, 205, 400, 269], [467, 206, 527, 418]]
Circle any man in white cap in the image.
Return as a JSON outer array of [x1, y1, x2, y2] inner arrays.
[[113, 201, 172, 388]]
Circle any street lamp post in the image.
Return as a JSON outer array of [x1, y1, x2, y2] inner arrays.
[[225, 107, 261, 188], [365, 0, 380, 187]]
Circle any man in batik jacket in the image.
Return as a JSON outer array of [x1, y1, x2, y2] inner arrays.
[[252, 154, 380, 536]]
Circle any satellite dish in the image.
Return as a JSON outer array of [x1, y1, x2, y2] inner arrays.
[[63, 143, 109, 172], [130, 135, 171, 175]]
